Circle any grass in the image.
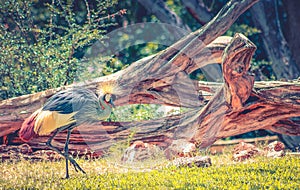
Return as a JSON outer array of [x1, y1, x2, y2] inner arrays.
[[0, 153, 299, 190]]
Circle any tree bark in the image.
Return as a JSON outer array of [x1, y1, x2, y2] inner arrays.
[[250, 0, 299, 80], [283, 0, 300, 71], [181, 0, 213, 25]]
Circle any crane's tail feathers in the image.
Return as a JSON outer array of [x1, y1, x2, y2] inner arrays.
[[19, 109, 41, 142]]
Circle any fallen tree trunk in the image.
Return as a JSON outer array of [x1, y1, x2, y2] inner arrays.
[[1, 0, 299, 156], [2, 33, 299, 155]]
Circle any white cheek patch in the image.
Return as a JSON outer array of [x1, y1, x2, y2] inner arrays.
[[105, 94, 111, 102]]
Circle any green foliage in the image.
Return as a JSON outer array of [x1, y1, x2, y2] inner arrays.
[[251, 59, 272, 71], [165, 0, 201, 31], [251, 59, 277, 78], [0, 0, 118, 100], [1, 155, 299, 189], [109, 104, 165, 122], [225, 24, 261, 37]]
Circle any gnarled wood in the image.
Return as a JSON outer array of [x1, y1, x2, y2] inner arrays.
[[2, 34, 299, 156], [0, 36, 230, 138], [2, 0, 299, 156]]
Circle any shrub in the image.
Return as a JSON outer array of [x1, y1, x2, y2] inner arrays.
[[0, 0, 121, 100]]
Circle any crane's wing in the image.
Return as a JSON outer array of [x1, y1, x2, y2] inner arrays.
[[42, 88, 98, 114]]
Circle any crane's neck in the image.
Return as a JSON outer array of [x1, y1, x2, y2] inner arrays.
[[98, 98, 112, 120]]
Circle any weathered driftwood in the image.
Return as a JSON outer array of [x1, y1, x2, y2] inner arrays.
[[1, 0, 299, 155], [0, 36, 230, 138]]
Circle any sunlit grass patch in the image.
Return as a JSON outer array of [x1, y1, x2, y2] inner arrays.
[[1, 153, 299, 189]]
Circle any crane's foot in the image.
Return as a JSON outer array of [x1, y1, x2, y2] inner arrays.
[[69, 158, 86, 174], [62, 175, 70, 180]]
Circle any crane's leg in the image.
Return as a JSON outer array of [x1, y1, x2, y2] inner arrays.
[[64, 129, 71, 179], [63, 129, 86, 175], [46, 129, 86, 178]]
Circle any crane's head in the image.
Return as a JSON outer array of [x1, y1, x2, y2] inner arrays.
[[97, 81, 118, 108], [102, 93, 116, 108]]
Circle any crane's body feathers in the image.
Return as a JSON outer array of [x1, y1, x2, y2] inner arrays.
[[43, 88, 98, 114], [34, 109, 77, 135], [19, 88, 113, 142]]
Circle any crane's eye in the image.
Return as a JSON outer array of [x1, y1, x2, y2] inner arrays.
[[104, 94, 111, 102]]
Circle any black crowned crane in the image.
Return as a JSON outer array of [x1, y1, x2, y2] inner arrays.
[[19, 83, 117, 178]]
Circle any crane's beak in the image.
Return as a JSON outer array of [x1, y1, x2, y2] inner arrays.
[[110, 99, 115, 108]]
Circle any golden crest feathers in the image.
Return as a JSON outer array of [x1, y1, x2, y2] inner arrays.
[[97, 81, 118, 95]]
